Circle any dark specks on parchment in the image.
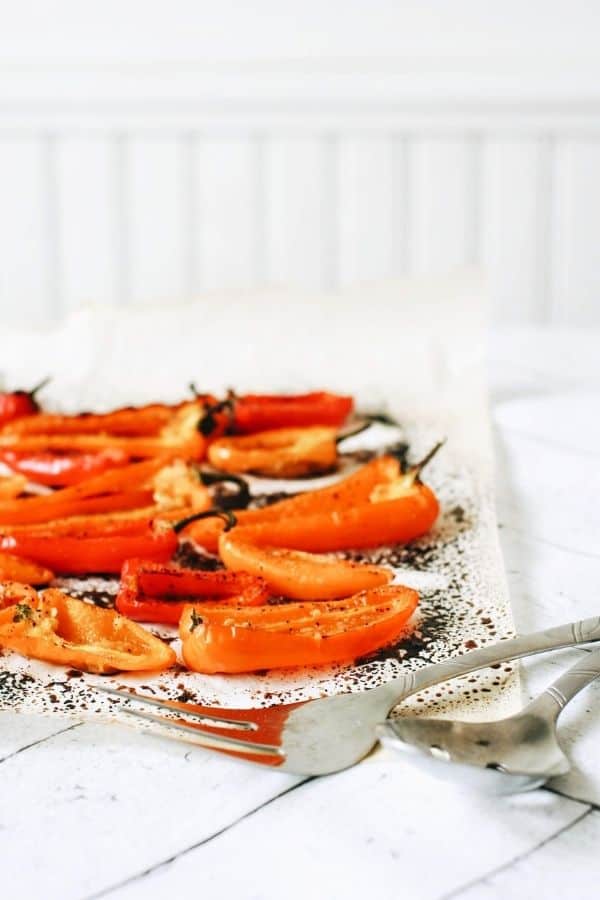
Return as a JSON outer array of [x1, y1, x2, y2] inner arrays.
[[0, 423, 516, 719]]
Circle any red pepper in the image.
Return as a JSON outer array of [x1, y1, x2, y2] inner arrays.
[[116, 559, 270, 624], [0, 448, 131, 487], [0, 519, 178, 575], [198, 391, 354, 436], [0, 377, 50, 428]]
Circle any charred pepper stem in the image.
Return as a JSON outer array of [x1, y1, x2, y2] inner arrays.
[[335, 420, 372, 445], [173, 507, 237, 535], [408, 439, 446, 483], [28, 376, 51, 401], [195, 468, 251, 509], [196, 390, 237, 437]]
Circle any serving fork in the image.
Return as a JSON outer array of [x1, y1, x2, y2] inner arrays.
[[93, 616, 600, 777], [378, 646, 600, 793]]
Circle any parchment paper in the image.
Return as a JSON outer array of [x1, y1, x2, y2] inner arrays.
[[0, 270, 520, 724]]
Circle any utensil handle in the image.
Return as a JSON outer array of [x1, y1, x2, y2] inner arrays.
[[385, 616, 600, 705], [525, 647, 600, 721]]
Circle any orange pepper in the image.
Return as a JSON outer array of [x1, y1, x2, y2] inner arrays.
[[0, 401, 207, 461], [184, 454, 402, 552], [0, 474, 28, 500], [207, 426, 338, 478], [180, 584, 419, 673], [0, 584, 175, 673], [0, 551, 53, 585], [0, 457, 211, 527], [217, 447, 441, 600]]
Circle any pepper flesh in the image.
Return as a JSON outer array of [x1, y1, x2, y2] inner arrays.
[[0, 551, 53, 585], [0, 585, 175, 673], [0, 401, 207, 461], [1, 400, 189, 436], [116, 559, 270, 624], [180, 584, 419, 673], [184, 455, 402, 552], [0, 474, 27, 500], [0, 448, 131, 487], [218, 478, 438, 600], [231, 392, 354, 433], [0, 519, 178, 575], [207, 426, 338, 478], [0, 457, 210, 526]]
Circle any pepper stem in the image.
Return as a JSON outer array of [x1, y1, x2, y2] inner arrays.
[[196, 391, 238, 436], [28, 376, 51, 399], [408, 440, 446, 483], [335, 420, 372, 445], [172, 508, 237, 535], [194, 468, 251, 509]]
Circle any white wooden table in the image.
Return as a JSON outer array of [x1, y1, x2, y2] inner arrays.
[[2, 327, 600, 900]]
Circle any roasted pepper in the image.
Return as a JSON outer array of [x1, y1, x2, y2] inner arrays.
[[0, 551, 53, 585], [0, 457, 212, 527], [217, 444, 442, 599], [0, 518, 179, 575], [0, 400, 207, 461], [115, 559, 270, 624], [0, 584, 175, 673], [184, 454, 402, 552], [180, 584, 419, 673], [0, 498, 219, 576], [197, 391, 353, 436], [0, 397, 208, 437], [0, 474, 27, 500], [0, 448, 131, 487], [0, 377, 50, 428], [207, 426, 339, 478]]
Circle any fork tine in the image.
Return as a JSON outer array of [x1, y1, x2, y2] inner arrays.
[[93, 685, 258, 731], [113, 704, 284, 759]]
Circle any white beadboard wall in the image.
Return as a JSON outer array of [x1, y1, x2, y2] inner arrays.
[[0, 65, 600, 327]]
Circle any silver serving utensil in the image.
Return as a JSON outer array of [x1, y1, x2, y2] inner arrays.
[[92, 616, 600, 776], [377, 648, 600, 793]]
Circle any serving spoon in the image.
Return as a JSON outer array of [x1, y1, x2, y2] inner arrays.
[[377, 647, 600, 793]]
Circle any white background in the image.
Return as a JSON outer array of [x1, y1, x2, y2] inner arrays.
[[0, 1, 599, 327]]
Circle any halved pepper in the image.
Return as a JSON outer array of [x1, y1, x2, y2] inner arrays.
[[115, 559, 270, 624], [1, 399, 197, 437], [198, 391, 353, 436], [180, 584, 419, 673], [0, 401, 207, 461], [217, 445, 441, 600], [0, 448, 131, 487], [0, 518, 179, 575], [0, 457, 211, 527], [184, 454, 402, 552], [207, 426, 338, 478], [0, 551, 53, 585], [0, 585, 175, 673]]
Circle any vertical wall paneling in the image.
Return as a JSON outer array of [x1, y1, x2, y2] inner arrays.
[[390, 134, 411, 278], [551, 139, 600, 325], [410, 138, 474, 274], [55, 136, 120, 314], [534, 135, 556, 323], [264, 137, 332, 289], [320, 134, 340, 291], [127, 136, 189, 305], [481, 139, 543, 323], [338, 136, 395, 285], [0, 138, 52, 326], [194, 137, 260, 292]]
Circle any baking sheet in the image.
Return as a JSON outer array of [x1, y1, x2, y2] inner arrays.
[[0, 271, 519, 723]]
